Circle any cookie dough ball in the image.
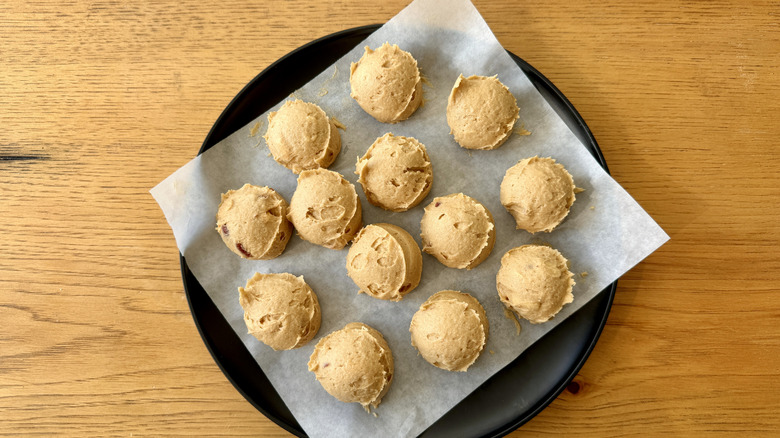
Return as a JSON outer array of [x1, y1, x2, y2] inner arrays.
[[350, 43, 423, 124], [496, 245, 575, 324], [410, 290, 489, 372], [216, 184, 292, 260], [308, 323, 394, 410], [287, 169, 362, 250], [355, 133, 433, 212], [500, 156, 576, 233], [346, 223, 422, 301], [420, 193, 496, 269], [238, 273, 321, 350], [446, 75, 519, 150], [264, 99, 341, 174]]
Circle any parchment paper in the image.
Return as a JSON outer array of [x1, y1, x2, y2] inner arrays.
[[151, 0, 669, 436]]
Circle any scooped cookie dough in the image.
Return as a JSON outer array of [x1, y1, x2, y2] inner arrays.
[[308, 322, 394, 410], [238, 272, 321, 350], [496, 245, 575, 324], [446, 74, 519, 150], [264, 99, 341, 174], [420, 193, 496, 269], [346, 223, 422, 301], [410, 290, 489, 372], [500, 156, 576, 233], [287, 169, 362, 250], [350, 42, 423, 124], [215, 184, 292, 260], [355, 133, 433, 212]]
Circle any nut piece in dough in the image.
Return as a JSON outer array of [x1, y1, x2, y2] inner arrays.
[[355, 133, 433, 212], [215, 184, 292, 260], [308, 322, 394, 410], [500, 156, 576, 233], [410, 290, 489, 372], [346, 223, 422, 301], [446, 74, 519, 150], [238, 273, 321, 350], [420, 193, 496, 269], [264, 99, 341, 174], [496, 245, 575, 324], [287, 169, 362, 250], [350, 43, 423, 124]]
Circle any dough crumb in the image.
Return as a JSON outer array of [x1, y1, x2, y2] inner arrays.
[[331, 117, 346, 131], [249, 121, 262, 137], [503, 307, 522, 335], [590, 205, 595, 210], [514, 123, 531, 136], [574, 187, 585, 194], [580, 271, 589, 277], [489, 350, 495, 355]]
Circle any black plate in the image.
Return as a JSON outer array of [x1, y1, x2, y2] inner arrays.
[[181, 24, 616, 437]]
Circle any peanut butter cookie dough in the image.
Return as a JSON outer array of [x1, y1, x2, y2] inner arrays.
[[264, 99, 341, 174], [446, 74, 519, 150], [350, 42, 423, 124], [308, 322, 394, 410], [355, 133, 433, 212], [215, 184, 292, 260], [500, 156, 576, 233], [346, 223, 422, 301], [238, 273, 321, 351], [287, 169, 362, 250], [496, 245, 575, 324], [420, 193, 496, 269], [410, 290, 489, 372]]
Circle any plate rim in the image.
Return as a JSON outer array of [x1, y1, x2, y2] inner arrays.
[[182, 23, 617, 438]]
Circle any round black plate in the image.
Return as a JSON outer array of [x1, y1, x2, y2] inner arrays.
[[181, 24, 616, 438]]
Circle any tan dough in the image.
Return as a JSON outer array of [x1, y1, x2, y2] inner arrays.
[[346, 223, 422, 301], [308, 322, 394, 410], [446, 74, 519, 150], [409, 290, 489, 372], [238, 273, 321, 350], [496, 245, 575, 324], [355, 133, 433, 212], [500, 156, 576, 233], [420, 193, 496, 269], [350, 42, 423, 124], [264, 99, 341, 174], [215, 184, 292, 260], [287, 169, 362, 250]]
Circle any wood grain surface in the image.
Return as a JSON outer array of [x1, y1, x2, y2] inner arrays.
[[2, 0, 779, 436]]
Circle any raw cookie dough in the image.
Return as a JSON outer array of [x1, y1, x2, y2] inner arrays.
[[308, 322, 394, 410], [420, 193, 496, 269], [496, 245, 575, 324], [409, 290, 489, 372], [287, 169, 362, 250], [350, 42, 423, 124], [355, 133, 433, 212], [264, 99, 341, 174], [446, 74, 519, 150], [500, 156, 576, 233], [346, 223, 422, 301], [215, 184, 292, 260], [238, 272, 321, 350]]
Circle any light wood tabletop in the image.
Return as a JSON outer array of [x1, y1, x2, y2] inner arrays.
[[2, 0, 779, 436]]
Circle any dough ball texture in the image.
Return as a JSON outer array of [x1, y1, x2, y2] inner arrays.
[[355, 133, 433, 212], [287, 169, 362, 250], [420, 193, 496, 269], [346, 223, 422, 301], [409, 290, 489, 372], [238, 273, 321, 350], [264, 99, 341, 174], [215, 184, 292, 260], [496, 245, 575, 324], [308, 322, 394, 410], [500, 156, 576, 233], [350, 43, 423, 124], [446, 74, 519, 150]]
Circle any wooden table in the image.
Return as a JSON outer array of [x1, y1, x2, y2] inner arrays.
[[3, 0, 778, 435]]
